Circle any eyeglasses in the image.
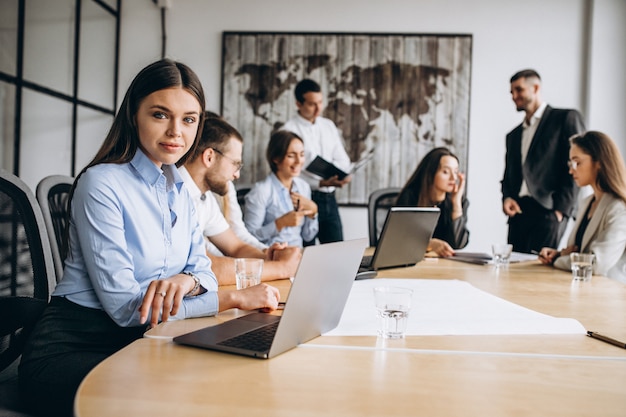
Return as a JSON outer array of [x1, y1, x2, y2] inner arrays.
[[567, 159, 584, 170], [211, 148, 244, 171]]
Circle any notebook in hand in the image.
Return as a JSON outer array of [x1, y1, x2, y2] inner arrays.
[[305, 150, 374, 181], [173, 238, 368, 359], [360, 207, 440, 271], [305, 156, 349, 180]]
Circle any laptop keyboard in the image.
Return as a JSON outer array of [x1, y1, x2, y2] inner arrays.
[[360, 255, 373, 268], [217, 320, 280, 352]]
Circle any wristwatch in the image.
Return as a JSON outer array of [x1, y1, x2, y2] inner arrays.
[[183, 271, 200, 298]]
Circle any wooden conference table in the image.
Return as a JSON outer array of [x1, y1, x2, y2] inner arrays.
[[75, 258, 626, 417]]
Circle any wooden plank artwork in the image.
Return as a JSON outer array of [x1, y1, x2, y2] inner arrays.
[[221, 32, 472, 205]]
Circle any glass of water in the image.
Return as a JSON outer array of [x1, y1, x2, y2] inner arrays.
[[492, 243, 513, 267], [235, 258, 263, 289], [569, 253, 595, 281], [373, 286, 413, 339]]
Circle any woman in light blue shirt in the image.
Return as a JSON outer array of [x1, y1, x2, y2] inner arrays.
[[19, 59, 280, 417], [245, 130, 318, 247]]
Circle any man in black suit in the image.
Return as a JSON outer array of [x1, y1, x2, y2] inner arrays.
[[501, 69, 585, 253]]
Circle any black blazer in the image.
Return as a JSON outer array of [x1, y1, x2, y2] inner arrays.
[[501, 105, 585, 218]]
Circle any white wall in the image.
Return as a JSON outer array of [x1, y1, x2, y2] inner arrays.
[[117, 0, 624, 252], [588, 0, 626, 158]]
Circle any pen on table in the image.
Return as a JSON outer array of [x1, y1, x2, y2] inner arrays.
[[587, 331, 626, 349], [531, 250, 547, 261]]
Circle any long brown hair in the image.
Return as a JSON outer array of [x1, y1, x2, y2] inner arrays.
[[570, 131, 626, 203], [398, 147, 459, 206], [63, 59, 206, 257]]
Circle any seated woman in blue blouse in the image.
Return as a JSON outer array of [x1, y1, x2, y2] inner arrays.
[[18, 59, 280, 417], [539, 131, 626, 283], [396, 147, 469, 257], [244, 130, 319, 247]]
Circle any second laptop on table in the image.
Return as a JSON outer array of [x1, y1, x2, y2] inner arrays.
[[360, 206, 440, 272]]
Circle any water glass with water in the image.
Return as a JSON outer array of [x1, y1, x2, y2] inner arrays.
[[570, 252, 595, 281], [235, 258, 263, 289], [373, 286, 413, 339], [492, 243, 513, 267]]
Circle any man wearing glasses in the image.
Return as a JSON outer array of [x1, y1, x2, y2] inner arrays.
[[179, 114, 301, 285], [501, 69, 586, 253]]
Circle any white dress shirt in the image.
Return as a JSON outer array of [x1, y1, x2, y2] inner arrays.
[[519, 102, 547, 197], [281, 113, 351, 193]]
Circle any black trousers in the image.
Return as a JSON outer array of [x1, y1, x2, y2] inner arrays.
[[304, 191, 344, 246], [507, 196, 568, 254], [18, 297, 146, 417]]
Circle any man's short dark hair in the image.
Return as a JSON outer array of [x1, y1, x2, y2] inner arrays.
[[189, 112, 243, 161], [510, 69, 541, 83], [294, 79, 321, 103]]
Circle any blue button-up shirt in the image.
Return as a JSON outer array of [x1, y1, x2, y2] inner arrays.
[[53, 150, 219, 326], [244, 173, 318, 246]]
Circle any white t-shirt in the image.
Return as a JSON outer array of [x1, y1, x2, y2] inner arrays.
[[178, 166, 229, 249], [208, 181, 267, 255]]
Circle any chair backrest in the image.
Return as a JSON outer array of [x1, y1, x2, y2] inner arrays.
[[367, 187, 402, 247], [0, 169, 56, 378], [36, 175, 73, 280], [235, 184, 252, 214]]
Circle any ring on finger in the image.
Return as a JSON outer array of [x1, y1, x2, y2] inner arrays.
[[158, 291, 166, 297]]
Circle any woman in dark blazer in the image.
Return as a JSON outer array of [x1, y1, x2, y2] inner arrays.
[[396, 147, 469, 257], [539, 131, 626, 283]]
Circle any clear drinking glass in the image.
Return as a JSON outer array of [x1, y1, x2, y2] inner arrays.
[[373, 286, 413, 339]]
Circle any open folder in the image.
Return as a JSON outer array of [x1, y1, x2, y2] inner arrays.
[[305, 149, 374, 180]]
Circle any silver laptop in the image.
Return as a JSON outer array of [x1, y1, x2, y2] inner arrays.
[[360, 207, 440, 271], [173, 238, 368, 359]]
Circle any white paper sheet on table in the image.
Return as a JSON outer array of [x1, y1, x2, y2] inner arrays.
[[324, 279, 586, 336]]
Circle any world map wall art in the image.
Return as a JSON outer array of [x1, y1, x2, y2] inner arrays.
[[221, 32, 472, 205]]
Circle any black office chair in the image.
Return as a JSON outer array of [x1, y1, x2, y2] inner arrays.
[[0, 170, 56, 416], [367, 187, 401, 247], [36, 175, 74, 280], [235, 184, 252, 214]]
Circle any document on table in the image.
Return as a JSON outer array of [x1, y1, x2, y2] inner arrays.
[[324, 279, 586, 336]]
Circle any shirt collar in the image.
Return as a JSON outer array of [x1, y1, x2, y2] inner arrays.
[[294, 112, 317, 126], [177, 165, 203, 199], [130, 149, 184, 193], [270, 172, 301, 193], [524, 102, 547, 128]]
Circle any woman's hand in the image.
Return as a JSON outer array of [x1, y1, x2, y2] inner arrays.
[[138, 273, 195, 328], [450, 172, 465, 219], [538, 247, 559, 265], [218, 283, 281, 312], [290, 191, 318, 218], [538, 245, 577, 265], [275, 210, 314, 230], [451, 172, 466, 204], [429, 238, 455, 257], [559, 245, 578, 258]]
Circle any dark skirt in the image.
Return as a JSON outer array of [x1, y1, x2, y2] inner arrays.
[[18, 296, 147, 417]]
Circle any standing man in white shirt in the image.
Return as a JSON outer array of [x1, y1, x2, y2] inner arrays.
[[180, 115, 301, 285], [281, 79, 352, 245]]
